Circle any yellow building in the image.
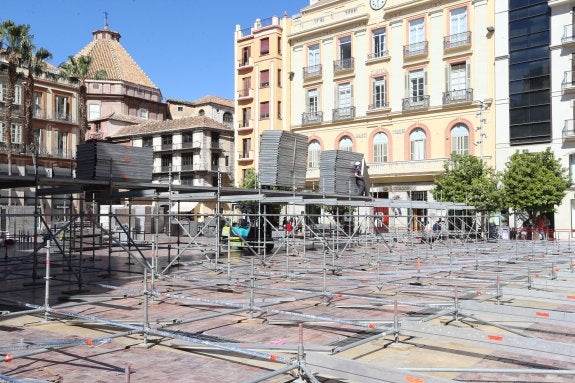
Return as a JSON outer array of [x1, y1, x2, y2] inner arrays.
[[235, 0, 495, 210]]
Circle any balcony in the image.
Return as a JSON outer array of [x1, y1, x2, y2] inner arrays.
[[366, 50, 390, 62], [237, 150, 254, 164], [443, 31, 472, 50], [55, 113, 72, 122], [302, 111, 323, 125], [562, 24, 575, 46], [562, 71, 575, 93], [237, 121, 253, 133], [153, 165, 175, 173], [154, 143, 174, 151], [402, 95, 430, 111], [179, 141, 201, 150], [181, 163, 228, 173], [209, 141, 223, 150], [563, 119, 575, 140], [333, 58, 354, 74], [443, 88, 473, 105], [332, 106, 355, 121], [306, 167, 319, 179], [33, 108, 48, 120], [237, 57, 254, 71], [237, 88, 253, 101], [303, 64, 322, 80], [403, 41, 428, 59], [367, 102, 390, 112], [368, 158, 448, 177]]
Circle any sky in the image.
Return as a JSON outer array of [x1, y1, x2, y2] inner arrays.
[[2, 0, 309, 102]]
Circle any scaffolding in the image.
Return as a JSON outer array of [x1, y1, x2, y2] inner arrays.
[[1, 173, 574, 382]]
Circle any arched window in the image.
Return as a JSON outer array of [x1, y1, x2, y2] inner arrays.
[[308, 140, 321, 168], [410, 128, 426, 160], [339, 136, 352, 151], [451, 123, 469, 154], [373, 132, 388, 163], [198, 109, 205, 116], [223, 112, 233, 124]]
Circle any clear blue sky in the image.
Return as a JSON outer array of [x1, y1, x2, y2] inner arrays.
[[2, 0, 308, 102]]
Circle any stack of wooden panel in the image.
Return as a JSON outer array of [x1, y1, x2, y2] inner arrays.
[[258, 130, 308, 189], [76, 141, 153, 182], [319, 150, 366, 195]]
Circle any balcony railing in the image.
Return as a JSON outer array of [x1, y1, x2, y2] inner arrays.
[[180, 163, 229, 172], [180, 141, 201, 150], [403, 41, 428, 58], [443, 88, 473, 105], [368, 158, 448, 177], [367, 50, 389, 61], [303, 64, 322, 79], [237, 57, 253, 69], [402, 95, 430, 111], [302, 111, 323, 125], [332, 106, 355, 121], [238, 150, 254, 161], [306, 167, 319, 179], [33, 108, 48, 119], [55, 113, 71, 122], [562, 71, 575, 92], [443, 31, 471, 49], [368, 102, 389, 111], [563, 119, 575, 139], [238, 121, 252, 132], [562, 24, 575, 45], [334, 58, 354, 73], [237, 88, 253, 99]]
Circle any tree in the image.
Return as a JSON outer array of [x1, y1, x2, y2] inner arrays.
[[501, 148, 570, 220], [432, 153, 501, 212], [58, 55, 106, 144], [21, 42, 52, 149], [240, 168, 259, 189], [0, 20, 31, 174]]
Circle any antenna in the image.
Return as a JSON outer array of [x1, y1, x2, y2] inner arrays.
[[103, 11, 109, 28]]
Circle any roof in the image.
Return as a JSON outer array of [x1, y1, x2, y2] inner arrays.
[[89, 112, 150, 124], [111, 116, 232, 138], [167, 95, 234, 109], [75, 24, 158, 89]]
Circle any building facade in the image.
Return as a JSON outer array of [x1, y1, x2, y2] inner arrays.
[[235, 0, 495, 229]]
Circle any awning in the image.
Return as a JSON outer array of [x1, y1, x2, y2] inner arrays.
[[169, 201, 198, 213]]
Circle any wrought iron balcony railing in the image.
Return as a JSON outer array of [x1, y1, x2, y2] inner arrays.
[[443, 31, 471, 49], [302, 111, 323, 125], [303, 64, 322, 79], [332, 106, 355, 121], [402, 95, 430, 110], [403, 41, 428, 58], [333, 57, 354, 73], [443, 88, 473, 104]]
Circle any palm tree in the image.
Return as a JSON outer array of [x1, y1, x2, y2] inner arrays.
[[59, 55, 106, 144], [21, 41, 52, 151], [0, 20, 31, 174]]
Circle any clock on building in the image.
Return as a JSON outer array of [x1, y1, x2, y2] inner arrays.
[[370, 0, 386, 10]]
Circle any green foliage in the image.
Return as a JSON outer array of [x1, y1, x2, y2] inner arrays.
[[240, 168, 259, 189], [501, 148, 570, 218], [432, 153, 501, 212]]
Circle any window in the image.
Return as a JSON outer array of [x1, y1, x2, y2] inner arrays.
[[373, 133, 388, 163], [142, 136, 153, 147], [308, 44, 320, 67], [0, 83, 4, 101], [570, 154, 575, 184], [410, 128, 426, 160], [0, 122, 22, 144], [372, 28, 387, 58], [307, 89, 319, 114], [277, 100, 282, 119], [198, 109, 205, 116], [223, 112, 233, 124], [57, 131, 68, 156], [260, 37, 269, 55], [33, 92, 43, 117], [308, 140, 321, 168], [177, 106, 184, 112], [260, 70, 270, 88], [408, 69, 425, 101], [55, 95, 69, 120], [182, 153, 194, 169], [450, 7, 468, 36], [278, 36, 282, 54], [451, 124, 469, 154], [242, 46, 250, 65], [260, 101, 269, 119], [446, 63, 469, 101], [372, 77, 386, 108], [338, 36, 351, 61], [89, 104, 100, 120], [161, 154, 172, 170], [337, 83, 352, 108], [339, 136, 352, 151], [14, 85, 22, 105], [409, 18, 425, 45], [277, 69, 282, 87], [182, 132, 194, 144], [242, 138, 251, 158], [241, 107, 251, 127], [162, 135, 173, 148]]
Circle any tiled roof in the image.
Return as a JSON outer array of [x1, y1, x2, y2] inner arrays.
[[111, 116, 232, 138], [167, 95, 234, 109], [75, 26, 158, 89]]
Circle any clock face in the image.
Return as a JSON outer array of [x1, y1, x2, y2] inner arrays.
[[370, 0, 386, 10]]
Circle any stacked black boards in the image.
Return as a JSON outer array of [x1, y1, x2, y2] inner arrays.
[[258, 131, 308, 189], [319, 150, 368, 195], [76, 141, 153, 182]]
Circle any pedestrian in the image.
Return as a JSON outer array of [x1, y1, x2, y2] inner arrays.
[[353, 161, 365, 196]]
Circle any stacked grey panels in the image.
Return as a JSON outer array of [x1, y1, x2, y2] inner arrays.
[[76, 141, 153, 182], [259, 130, 308, 189], [319, 150, 366, 195]]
